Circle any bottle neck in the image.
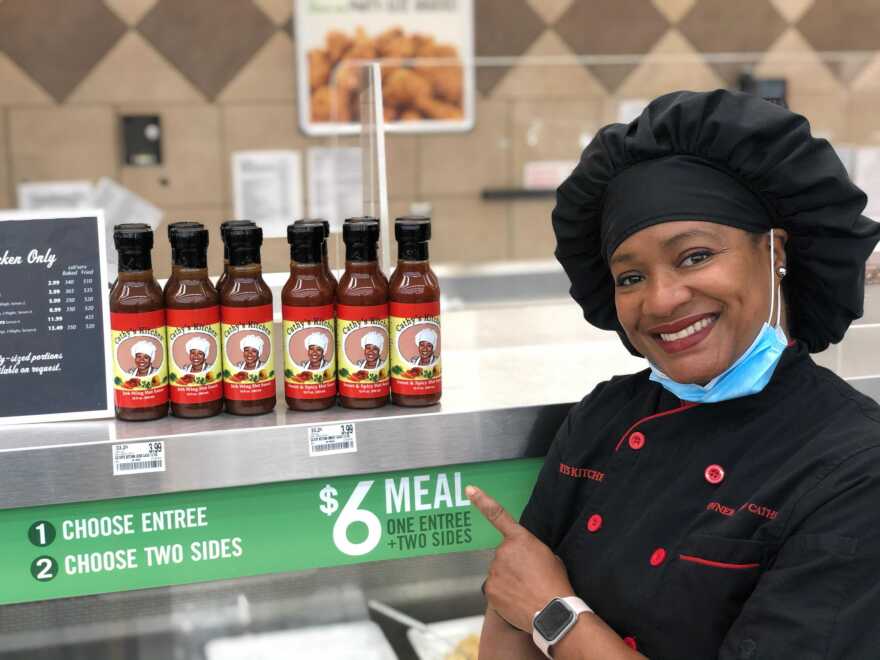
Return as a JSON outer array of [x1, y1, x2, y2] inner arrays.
[[290, 262, 323, 275], [344, 260, 381, 274], [118, 250, 152, 272], [291, 244, 323, 264], [117, 269, 155, 282], [171, 265, 210, 280], [395, 259, 431, 272], [229, 246, 261, 266], [172, 249, 207, 269], [228, 263, 262, 277], [398, 242, 429, 261], [345, 243, 378, 262]]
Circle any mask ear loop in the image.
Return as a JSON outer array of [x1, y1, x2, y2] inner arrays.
[[768, 229, 783, 328]]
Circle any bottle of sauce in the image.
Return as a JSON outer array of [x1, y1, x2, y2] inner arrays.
[[217, 220, 256, 293], [389, 217, 441, 406], [164, 225, 223, 418], [282, 222, 337, 411], [109, 223, 168, 421], [163, 221, 202, 310], [219, 224, 276, 415], [336, 219, 389, 409]]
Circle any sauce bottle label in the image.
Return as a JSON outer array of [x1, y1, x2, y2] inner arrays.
[[282, 303, 336, 399], [336, 303, 390, 399], [390, 301, 442, 396], [221, 304, 275, 401], [166, 306, 223, 405], [110, 310, 169, 408]]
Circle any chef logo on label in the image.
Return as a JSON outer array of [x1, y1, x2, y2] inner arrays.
[[171, 332, 218, 375], [225, 329, 271, 373], [116, 335, 165, 381], [396, 321, 440, 368], [343, 325, 388, 371], [289, 326, 335, 371]]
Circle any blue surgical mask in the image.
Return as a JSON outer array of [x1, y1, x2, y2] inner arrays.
[[648, 229, 788, 403]]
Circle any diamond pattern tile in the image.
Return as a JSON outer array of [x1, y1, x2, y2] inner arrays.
[[476, 0, 547, 96], [137, 0, 276, 100], [553, 0, 669, 93], [616, 29, 724, 98], [0, 0, 126, 101], [651, 0, 697, 23], [68, 31, 204, 103], [768, 0, 815, 23], [253, 0, 292, 25], [104, 0, 158, 26], [491, 29, 606, 100], [851, 53, 880, 92], [526, 0, 573, 24], [679, 0, 787, 85], [217, 31, 295, 103], [798, 0, 880, 51], [0, 53, 53, 104], [755, 28, 842, 95]]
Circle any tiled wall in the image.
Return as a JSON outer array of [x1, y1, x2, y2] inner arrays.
[[1, 0, 879, 277]]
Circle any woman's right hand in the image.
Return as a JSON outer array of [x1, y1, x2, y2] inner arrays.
[[479, 607, 545, 660]]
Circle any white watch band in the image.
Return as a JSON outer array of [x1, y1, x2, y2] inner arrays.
[[532, 596, 592, 658]]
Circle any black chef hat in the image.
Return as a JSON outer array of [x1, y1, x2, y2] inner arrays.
[[553, 89, 880, 355]]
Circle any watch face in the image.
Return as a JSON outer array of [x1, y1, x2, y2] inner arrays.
[[535, 599, 575, 640]]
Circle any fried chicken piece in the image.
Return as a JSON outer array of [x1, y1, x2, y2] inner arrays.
[[400, 109, 423, 121], [384, 105, 399, 122], [326, 30, 353, 65], [308, 49, 331, 91], [375, 26, 404, 55], [415, 95, 463, 121], [381, 35, 417, 60], [384, 68, 432, 108], [332, 61, 362, 95], [311, 85, 352, 122], [414, 43, 462, 104]]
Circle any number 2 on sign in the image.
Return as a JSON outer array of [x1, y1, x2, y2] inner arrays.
[[330, 480, 381, 557]]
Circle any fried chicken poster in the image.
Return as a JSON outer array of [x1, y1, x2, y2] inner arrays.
[[295, 0, 474, 135]]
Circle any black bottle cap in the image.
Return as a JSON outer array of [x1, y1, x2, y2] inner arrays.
[[226, 224, 263, 266], [220, 220, 256, 262], [288, 222, 324, 263], [114, 223, 153, 271], [395, 216, 430, 260], [170, 226, 209, 268], [167, 221, 203, 242], [343, 219, 379, 262]]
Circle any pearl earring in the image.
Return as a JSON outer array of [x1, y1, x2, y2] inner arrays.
[[777, 266, 787, 278]]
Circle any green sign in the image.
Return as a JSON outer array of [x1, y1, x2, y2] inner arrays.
[[2, 458, 542, 605]]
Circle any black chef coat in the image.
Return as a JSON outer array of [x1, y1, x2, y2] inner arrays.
[[520, 341, 880, 659]]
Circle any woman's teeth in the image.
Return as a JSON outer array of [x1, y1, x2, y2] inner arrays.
[[659, 316, 715, 342]]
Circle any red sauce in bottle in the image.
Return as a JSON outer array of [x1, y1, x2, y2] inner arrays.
[[109, 223, 168, 421], [219, 225, 276, 415], [336, 219, 389, 409], [164, 224, 223, 418], [282, 221, 337, 411], [389, 216, 441, 406]]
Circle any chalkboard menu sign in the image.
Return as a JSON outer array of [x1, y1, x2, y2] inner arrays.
[[0, 211, 113, 423]]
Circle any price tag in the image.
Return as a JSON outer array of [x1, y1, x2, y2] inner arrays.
[[308, 423, 357, 457], [112, 441, 165, 476]]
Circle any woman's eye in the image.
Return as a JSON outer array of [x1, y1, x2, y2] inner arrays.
[[680, 250, 713, 267], [616, 273, 643, 288]]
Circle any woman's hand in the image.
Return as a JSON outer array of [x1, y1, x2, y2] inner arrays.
[[467, 485, 576, 632]]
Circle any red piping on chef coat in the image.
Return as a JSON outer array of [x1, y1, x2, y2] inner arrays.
[[679, 554, 760, 570], [614, 402, 699, 452]]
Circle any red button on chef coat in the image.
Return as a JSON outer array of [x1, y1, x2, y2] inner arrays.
[[650, 547, 667, 566], [705, 464, 725, 484], [587, 514, 603, 532], [628, 432, 645, 450]]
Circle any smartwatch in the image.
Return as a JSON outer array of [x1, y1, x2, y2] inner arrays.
[[532, 596, 592, 658]]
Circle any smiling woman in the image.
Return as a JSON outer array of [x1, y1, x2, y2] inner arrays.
[[474, 90, 880, 660]]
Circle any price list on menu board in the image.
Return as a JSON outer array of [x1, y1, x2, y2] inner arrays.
[[0, 212, 113, 423]]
